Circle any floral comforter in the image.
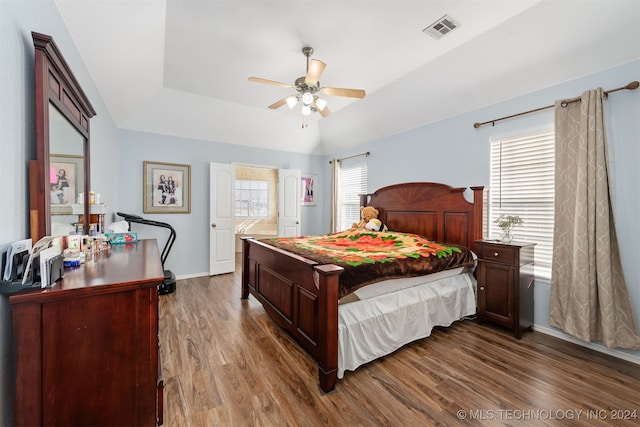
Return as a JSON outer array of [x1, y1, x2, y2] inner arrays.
[[261, 230, 474, 298]]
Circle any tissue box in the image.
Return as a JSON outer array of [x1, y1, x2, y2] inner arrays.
[[105, 232, 137, 244]]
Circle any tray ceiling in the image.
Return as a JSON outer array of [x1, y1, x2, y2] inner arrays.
[[55, 0, 640, 155]]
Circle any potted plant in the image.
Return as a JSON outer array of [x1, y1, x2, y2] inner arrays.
[[494, 214, 523, 243]]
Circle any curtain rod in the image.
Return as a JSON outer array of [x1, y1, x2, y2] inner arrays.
[[329, 151, 370, 164], [473, 81, 639, 129]]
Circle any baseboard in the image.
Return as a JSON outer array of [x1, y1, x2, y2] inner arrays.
[[175, 272, 210, 280], [533, 325, 640, 365]]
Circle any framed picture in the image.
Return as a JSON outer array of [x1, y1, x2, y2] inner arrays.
[[144, 161, 191, 213], [301, 173, 317, 206], [50, 154, 84, 214]]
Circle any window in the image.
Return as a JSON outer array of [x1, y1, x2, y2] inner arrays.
[[339, 162, 368, 231], [489, 132, 554, 279], [235, 179, 269, 218]]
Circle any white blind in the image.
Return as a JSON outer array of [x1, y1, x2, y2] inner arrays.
[[490, 132, 554, 279], [339, 162, 368, 231]]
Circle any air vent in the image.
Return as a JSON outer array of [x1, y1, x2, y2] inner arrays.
[[423, 15, 460, 39]]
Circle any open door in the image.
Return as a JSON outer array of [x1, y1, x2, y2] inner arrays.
[[278, 169, 301, 237], [209, 162, 235, 275]]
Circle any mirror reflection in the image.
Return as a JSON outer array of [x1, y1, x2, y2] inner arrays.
[[49, 103, 85, 235]]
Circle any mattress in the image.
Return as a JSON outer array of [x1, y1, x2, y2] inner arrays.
[[337, 271, 476, 378], [338, 266, 468, 304]]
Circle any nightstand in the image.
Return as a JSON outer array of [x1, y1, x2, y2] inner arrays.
[[475, 240, 536, 339]]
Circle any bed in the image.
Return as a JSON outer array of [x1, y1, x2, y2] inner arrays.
[[241, 182, 484, 392]]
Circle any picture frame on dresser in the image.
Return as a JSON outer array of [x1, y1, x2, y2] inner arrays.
[[144, 161, 191, 214]]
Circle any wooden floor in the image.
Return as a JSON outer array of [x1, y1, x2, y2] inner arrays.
[[159, 255, 639, 426]]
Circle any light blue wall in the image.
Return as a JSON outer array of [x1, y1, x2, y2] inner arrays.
[[324, 60, 640, 361]]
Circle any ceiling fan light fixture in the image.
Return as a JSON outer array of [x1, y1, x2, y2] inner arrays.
[[314, 97, 327, 111], [301, 105, 311, 116], [286, 95, 298, 109], [301, 92, 314, 106]]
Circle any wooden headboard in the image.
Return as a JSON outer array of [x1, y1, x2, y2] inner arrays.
[[360, 182, 484, 252]]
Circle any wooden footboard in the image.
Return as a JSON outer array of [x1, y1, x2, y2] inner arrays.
[[241, 237, 343, 392]]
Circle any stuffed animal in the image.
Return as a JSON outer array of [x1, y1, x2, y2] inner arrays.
[[365, 218, 388, 232], [352, 206, 379, 229]]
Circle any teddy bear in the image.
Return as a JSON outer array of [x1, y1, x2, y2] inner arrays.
[[352, 206, 379, 229]]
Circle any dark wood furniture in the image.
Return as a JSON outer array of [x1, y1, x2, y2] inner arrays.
[[10, 239, 165, 426], [242, 182, 484, 392], [475, 240, 536, 339], [31, 32, 96, 241]]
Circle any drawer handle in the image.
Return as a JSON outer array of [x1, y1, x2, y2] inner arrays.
[[494, 252, 499, 257], [479, 286, 485, 291]]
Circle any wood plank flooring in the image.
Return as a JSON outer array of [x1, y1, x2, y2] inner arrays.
[[159, 255, 639, 426]]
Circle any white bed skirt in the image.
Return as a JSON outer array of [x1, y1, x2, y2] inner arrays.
[[337, 272, 476, 378]]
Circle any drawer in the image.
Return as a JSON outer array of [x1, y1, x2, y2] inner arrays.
[[479, 244, 516, 265]]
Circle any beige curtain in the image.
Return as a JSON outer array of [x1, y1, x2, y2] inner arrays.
[[550, 88, 640, 350], [329, 159, 341, 233]]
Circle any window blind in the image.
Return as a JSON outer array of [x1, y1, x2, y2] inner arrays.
[[490, 132, 554, 279], [339, 162, 368, 232]]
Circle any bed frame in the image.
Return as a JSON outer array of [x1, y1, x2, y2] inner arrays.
[[241, 182, 484, 392]]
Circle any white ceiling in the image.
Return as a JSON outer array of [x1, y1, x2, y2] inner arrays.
[[55, 0, 640, 155]]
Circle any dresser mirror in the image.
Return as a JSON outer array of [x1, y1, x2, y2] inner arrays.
[[49, 103, 86, 233], [31, 32, 95, 241]]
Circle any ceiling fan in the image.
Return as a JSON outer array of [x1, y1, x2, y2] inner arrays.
[[248, 46, 366, 119]]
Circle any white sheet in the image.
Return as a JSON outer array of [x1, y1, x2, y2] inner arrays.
[[348, 266, 466, 301], [337, 272, 476, 378]]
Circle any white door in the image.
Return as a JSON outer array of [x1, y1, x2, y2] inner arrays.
[[278, 169, 301, 237], [209, 162, 235, 275]]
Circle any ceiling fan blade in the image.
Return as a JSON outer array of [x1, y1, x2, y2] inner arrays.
[[305, 59, 326, 86], [320, 87, 366, 98], [249, 77, 293, 88], [268, 97, 289, 109], [317, 105, 331, 118]]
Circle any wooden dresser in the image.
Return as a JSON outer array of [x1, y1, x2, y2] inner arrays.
[[475, 240, 536, 339], [10, 239, 165, 426]]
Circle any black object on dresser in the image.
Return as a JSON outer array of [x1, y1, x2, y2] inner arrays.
[[475, 240, 536, 339]]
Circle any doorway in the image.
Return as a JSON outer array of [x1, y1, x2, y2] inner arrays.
[[234, 166, 278, 252], [209, 163, 301, 275]]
